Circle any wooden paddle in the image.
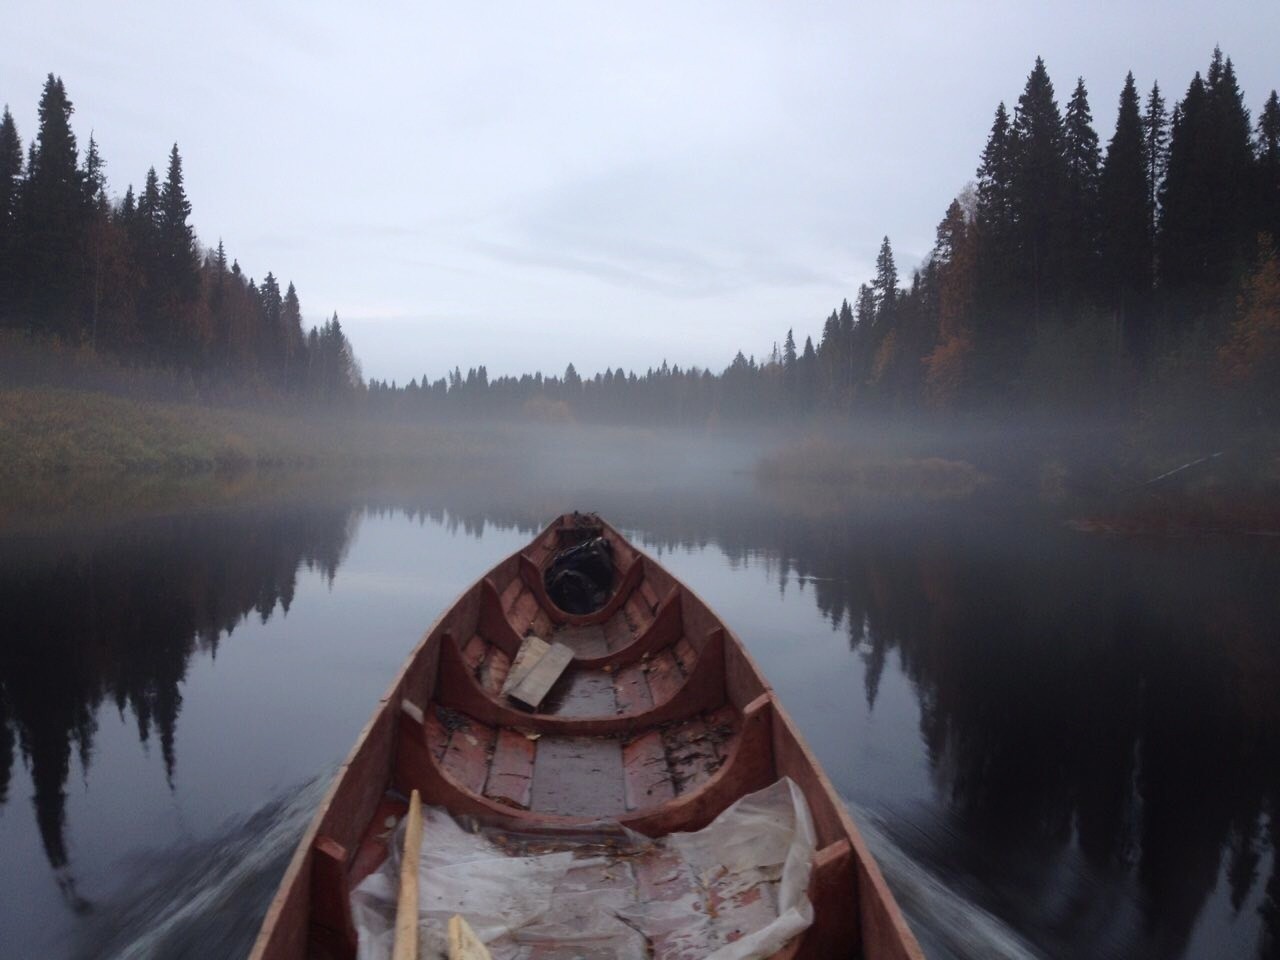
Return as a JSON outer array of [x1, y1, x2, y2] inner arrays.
[[390, 789, 423, 960], [390, 791, 491, 960]]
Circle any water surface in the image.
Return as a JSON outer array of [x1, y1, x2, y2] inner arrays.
[[1, 475, 1277, 959]]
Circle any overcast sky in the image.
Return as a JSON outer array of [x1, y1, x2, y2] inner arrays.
[[5, 2, 1278, 383]]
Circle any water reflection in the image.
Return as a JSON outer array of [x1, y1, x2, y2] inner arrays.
[[622, 499, 1280, 958], [0, 506, 357, 891], [0, 487, 1277, 958]]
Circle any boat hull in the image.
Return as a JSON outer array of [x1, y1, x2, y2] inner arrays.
[[251, 514, 923, 960]]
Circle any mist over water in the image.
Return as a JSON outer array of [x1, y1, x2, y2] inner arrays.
[[1, 443, 1277, 959]]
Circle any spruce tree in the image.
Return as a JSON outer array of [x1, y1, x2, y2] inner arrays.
[[1159, 76, 1208, 299], [1254, 90, 1280, 240], [1099, 72, 1151, 351], [282, 281, 304, 387], [1143, 82, 1168, 244], [260, 271, 283, 371], [0, 107, 19, 218], [1010, 57, 1068, 322], [80, 134, 111, 345], [1161, 50, 1254, 311], [0, 107, 22, 321], [116, 185, 135, 227], [975, 102, 1018, 322], [81, 134, 106, 208], [132, 166, 164, 350], [19, 74, 87, 335], [1062, 78, 1101, 302], [159, 144, 198, 304], [873, 236, 898, 321], [1204, 50, 1254, 281]]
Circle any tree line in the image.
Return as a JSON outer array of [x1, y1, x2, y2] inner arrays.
[[5, 53, 1278, 427], [0, 74, 361, 400], [367, 48, 1279, 429]]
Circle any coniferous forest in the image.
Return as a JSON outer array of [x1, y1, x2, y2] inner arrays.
[[2, 51, 1279, 436], [0, 75, 361, 401]]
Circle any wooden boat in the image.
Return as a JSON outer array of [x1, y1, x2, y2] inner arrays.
[[251, 513, 924, 960]]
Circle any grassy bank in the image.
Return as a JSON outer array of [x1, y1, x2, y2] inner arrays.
[[0, 387, 512, 491], [756, 436, 989, 502], [755, 430, 1280, 534]]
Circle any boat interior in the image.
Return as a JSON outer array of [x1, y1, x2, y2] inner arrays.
[[271, 515, 918, 960]]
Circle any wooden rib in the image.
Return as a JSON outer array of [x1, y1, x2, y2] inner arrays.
[[498, 576, 523, 614], [435, 631, 725, 737], [572, 587, 683, 669], [478, 578, 524, 658], [790, 839, 857, 960], [392, 790, 423, 960], [518, 553, 569, 625], [311, 836, 357, 960], [622, 694, 776, 835], [397, 694, 775, 838], [640, 579, 661, 611]]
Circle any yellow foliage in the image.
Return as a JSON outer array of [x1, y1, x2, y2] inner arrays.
[[870, 329, 897, 384], [924, 334, 973, 410], [1218, 237, 1280, 387]]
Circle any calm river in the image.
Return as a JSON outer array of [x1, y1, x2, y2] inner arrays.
[[1, 462, 1277, 959]]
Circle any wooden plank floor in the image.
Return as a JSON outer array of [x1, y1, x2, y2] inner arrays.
[[424, 705, 738, 816]]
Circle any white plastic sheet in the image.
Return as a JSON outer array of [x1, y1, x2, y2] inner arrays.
[[351, 777, 816, 960]]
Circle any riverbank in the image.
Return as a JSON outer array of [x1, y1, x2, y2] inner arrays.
[[754, 429, 1280, 534], [0, 387, 519, 524]]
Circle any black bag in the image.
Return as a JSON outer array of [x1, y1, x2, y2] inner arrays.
[[545, 537, 614, 614]]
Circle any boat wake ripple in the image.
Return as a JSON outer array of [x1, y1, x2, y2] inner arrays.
[[848, 803, 1044, 960], [71, 774, 331, 960]]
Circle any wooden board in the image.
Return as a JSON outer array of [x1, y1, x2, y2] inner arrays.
[[392, 790, 423, 960], [448, 914, 492, 960], [507, 641, 574, 710], [500, 635, 550, 697]]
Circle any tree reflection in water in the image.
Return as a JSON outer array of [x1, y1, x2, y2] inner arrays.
[[0, 490, 1276, 958], [0, 505, 357, 899]]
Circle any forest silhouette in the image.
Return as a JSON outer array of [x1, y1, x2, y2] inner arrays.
[[2, 49, 1277, 434]]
